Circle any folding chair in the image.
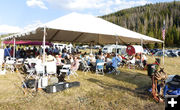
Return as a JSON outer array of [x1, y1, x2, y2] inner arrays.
[[111, 67, 120, 75], [16, 58, 24, 65], [96, 62, 105, 75], [5, 58, 16, 73], [24, 64, 36, 79], [127, 57, 136, 69], [60, 64, 71, 80], [82, 60, 91, 74], [5, 56, 10, 61], [35, 64, 44, 76], [70, 62, 80, 78], [15, 58, 24, 71], [45, 62, 57, 76], [0, 60, 6, 75]]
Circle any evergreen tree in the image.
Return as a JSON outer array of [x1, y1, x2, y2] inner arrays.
[[101, 1, 180, 47]]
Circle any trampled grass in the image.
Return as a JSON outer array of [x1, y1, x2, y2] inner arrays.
[[0, 56, 179, 110]]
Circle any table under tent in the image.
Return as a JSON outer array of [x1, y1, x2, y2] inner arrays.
[[0, 12, 163, 93]]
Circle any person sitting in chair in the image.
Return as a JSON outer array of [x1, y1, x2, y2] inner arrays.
[[46, 52, 56, 62], [106, 53, 121, 73], [96, 55, 104, 69], [142, 53, 147, 68], [70, 56, 79, 71]]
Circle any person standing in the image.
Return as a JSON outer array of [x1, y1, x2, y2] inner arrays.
[[98, 48, 102, 55], [10, 46, 14, 57], [4, 46, 11, 58]]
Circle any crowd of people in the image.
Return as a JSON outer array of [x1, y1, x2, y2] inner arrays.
[[4, 45, 148, 76], [4, 45, 78, 59]]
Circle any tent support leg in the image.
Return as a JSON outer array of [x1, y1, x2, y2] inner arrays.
[[141, 38, 143, 64], [13, 38, 16, 59], [163, 42, 165, 66], [116, 36, 118, 56], [1, 40, 4, 49], [90, 42, 93, 55], [43, 26, 46, 76]]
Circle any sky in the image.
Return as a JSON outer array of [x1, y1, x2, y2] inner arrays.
[[0, 0, 177, 34]]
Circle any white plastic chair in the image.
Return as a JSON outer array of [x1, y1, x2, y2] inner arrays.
[[5, 56, 10, 61], [96, 62, 105, 75], [0, 60, 6, 75], [128, 57, 136, 69], [45, 61, 57, 75], [70, 61, 80, 78], [25, 64, 36, 79], [16, 58, 24, 65], [60, 64, 71, 80], [14, 58, 24, 72], [5, 58, 16, 73], [35, 64, 44, 76]]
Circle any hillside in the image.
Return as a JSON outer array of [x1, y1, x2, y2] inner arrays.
[[101, 1, 180, 48]]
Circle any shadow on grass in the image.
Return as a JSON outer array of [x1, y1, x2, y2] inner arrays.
[[106, 69, 151, 89], [87, 76, 151, 101], [87, 71, 165, 110]]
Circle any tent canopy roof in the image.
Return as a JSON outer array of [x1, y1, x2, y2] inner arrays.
[[1, 12, 163, 44]]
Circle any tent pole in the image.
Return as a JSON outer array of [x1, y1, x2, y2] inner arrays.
[[43, 26, 46, 76], [69, 43, 72, 54], [90, 42, 92, 55], [13, 37, 15, 59], [140, 38, 143, 64], [116, 36, 118, 56], [163, 20, 165, 66], [0, 40, 4, 73], [163, 42, 165, 66], [1, 40, 4, 49]]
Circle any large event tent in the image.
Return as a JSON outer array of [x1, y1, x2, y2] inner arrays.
[[0, 12, 163, 76], [1, 12, 163, 44]]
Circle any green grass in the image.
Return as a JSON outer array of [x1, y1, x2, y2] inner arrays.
[[0, 56, 179, 110]]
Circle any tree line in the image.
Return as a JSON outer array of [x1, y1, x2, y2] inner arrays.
[[101, 1, 180, 48]]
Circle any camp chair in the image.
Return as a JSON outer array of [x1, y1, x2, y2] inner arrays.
[[60, 64, 71, 80], [164, 75, 180, 96], [81, 60, 91, 74], [96, 62, 105, 75]]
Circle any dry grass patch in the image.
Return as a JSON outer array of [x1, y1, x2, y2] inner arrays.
[[0, 56, 180, 110]]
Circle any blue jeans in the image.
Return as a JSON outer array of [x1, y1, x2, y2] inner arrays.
[[106, 64, 114, 72]]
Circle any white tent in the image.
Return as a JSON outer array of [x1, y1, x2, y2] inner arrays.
[[1, 12, 163, 78], [1, 12, 163, 44]]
